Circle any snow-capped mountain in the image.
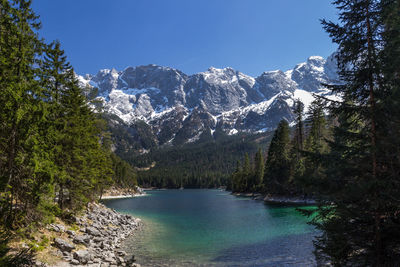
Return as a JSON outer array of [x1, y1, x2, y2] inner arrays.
[[78, 54, 340, 146]]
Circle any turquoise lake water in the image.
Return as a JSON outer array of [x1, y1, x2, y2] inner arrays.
[[103, 189, 317, 266]]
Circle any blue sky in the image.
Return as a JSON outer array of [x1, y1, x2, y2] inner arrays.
[[33, 0, 338, 76]]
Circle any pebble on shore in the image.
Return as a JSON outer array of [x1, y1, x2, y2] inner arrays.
[[36, 202, 142, 267]]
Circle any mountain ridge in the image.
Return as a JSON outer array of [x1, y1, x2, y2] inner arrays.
[[78, 53, 340, 146]]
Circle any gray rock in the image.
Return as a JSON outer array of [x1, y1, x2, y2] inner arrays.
[[49, 223, 65, 233], [104, 257, 115, 263], [70, 259, 80, 265], [73, 249, 92, 264], [86, 226, 101, 236], [107, 252, 116, 259], [116, 250, 127, 257], [126, 255, 136, 266], [92, 223, 103, 229], [53, 238, 75, 252], [93, 236, 105, 243], [73, 235, 86, 245], [66, 230, 75, 236], [100, 242, 110, 250], [83, 235, 91, 243]]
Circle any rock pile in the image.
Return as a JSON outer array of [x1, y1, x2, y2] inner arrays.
[[44, 202, 141, 267]]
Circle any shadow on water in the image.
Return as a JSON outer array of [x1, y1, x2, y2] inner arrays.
[[211, 232, 316, 267]]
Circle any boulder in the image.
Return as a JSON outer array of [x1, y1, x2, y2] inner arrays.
[[116, 250, 127, 257], [73, 235, 86, 245], [93, 236, 105, 243], [49, 224, 65, 233], [104, 257, 116, 263], [86, 226, 101, 236], [126, 255, 136, 266], [66, 230, 75, 236], [73, 250, 92, 264], [100, 241, 110, 250], [117, 256, 125, 264], [70, 259, 80, 265], [53, 238, 75, 252]]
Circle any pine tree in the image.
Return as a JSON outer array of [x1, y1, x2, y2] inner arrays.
[[242, 153, 250, 192], [292, 99, 305, 160], [253, 148, 264, 191], [41, 40, 73, 102], [263, 119, 290, 194], [231, 160, 242, 192], [298, 98, 329, 194], [57, 72, 112, 210], [289, 99, 306, 191], [305, 98, 328, 154], [40, 40, 75, 210]]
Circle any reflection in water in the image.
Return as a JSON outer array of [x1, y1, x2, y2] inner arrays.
[[103, 189, 317, 266]]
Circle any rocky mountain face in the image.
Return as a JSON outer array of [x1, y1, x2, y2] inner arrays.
[[78, 54, 340, 147]]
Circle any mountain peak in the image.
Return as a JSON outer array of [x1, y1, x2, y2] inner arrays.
[[260, 70, 284, 76], [307, 55, 325, 62], [207, 66, 235, 73]]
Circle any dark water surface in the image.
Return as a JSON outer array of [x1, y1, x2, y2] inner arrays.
[[103, 189, 317, 266]]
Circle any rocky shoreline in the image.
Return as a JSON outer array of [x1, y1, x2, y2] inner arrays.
[[232, 192, 316, 205], [100, 193, 145, 200], [36, 202, 142, 267], [100, 186, 145, 200], [262, 194, 316, 205]]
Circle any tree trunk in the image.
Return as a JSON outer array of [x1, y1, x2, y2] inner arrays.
[[58, 184, 63, 210]]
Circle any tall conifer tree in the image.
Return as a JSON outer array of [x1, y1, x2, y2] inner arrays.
[[253, 148, 264, 191], [293, 99, 305, 159], [305, 98, 328, 153], [289, 100, 306, 189], [57, 72, 112, 210], [242, 153, 250, 192], [263, 119, 290, 193]]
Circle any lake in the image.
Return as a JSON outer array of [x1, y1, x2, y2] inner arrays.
[[103, 189, 317, 266]]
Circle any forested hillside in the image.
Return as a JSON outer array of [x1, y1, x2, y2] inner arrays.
[[133, 132, 273, 188], [0, 1, 137, 264]]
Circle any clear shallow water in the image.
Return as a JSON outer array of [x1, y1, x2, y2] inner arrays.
[[103, 189, 317, 266]]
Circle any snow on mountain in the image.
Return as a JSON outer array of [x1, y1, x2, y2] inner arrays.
[[78, 54, 340, 145]]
